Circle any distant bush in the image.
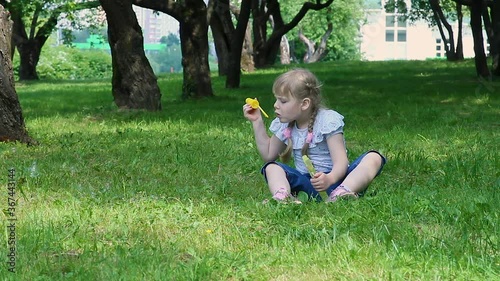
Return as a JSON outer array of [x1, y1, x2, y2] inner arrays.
[[12, 44, 113, 80], [146, 45, 183, 74]]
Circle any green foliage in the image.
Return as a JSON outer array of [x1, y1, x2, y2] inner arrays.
[[11, 33, 112, 80], [160, 33, 180, 46], [72, 28, 108, 44], [34, 42, 112, 80], [1, 60, 499, 279], [8, 0, 102, 39], [385, 0, 459, 26], [364, 0, 383, 9], [147, 37, 183, 74], [281, 0, 364, 61]]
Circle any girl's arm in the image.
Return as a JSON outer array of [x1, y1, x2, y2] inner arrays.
[[326, 134, 349, 184], [251, 119, 286, 162], [311, 133, 349, 191], [244, 104, 286, 162]]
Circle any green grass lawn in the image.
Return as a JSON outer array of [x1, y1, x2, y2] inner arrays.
[[1, 60, 499, 280]]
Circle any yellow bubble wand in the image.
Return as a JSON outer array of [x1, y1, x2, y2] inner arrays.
[[245, 98, 269, 118], [302, 155, 316, 177], [302, 155, 328, 200]]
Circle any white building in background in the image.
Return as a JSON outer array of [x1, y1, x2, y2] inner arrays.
[[130, 1, 485, 61], [132, 6, 179, 43], [360, 0, 480, 60]]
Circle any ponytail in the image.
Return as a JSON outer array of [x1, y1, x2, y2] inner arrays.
[[279, 122, 295, 163], [301, 107, 318, 157]]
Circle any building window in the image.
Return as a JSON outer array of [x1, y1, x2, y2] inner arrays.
[[397, 17, 406, 28], [386, 16, 395, 27], [435, 38, 445, 58], [365, 0, 382, 9], [397, 30, 406, 42], [385, 30, 394, 41], [385, 15, 406, 42]]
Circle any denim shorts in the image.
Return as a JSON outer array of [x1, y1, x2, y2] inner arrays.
[[260, 150, 387, 202]]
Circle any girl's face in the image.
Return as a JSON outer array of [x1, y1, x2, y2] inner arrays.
[[273, 94, 310, 127]]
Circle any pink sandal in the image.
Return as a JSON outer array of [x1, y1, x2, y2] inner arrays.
[[267, 188, 302, 204], [326, 186, 358, 203]]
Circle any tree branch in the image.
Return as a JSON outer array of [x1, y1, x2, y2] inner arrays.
[[35, 1, 101, 45], [266, 0, 334, 48], [298, 29, 314, 62], [29, 3, 41, 40], [132, 0, 181, 20], [453, 0, 493, 8]]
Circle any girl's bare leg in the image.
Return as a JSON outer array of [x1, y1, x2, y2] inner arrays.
[[339, 152, 384, 193], [264, 164, 291, 196]]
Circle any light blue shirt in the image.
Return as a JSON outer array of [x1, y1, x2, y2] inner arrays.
[[270, 109, 345, 174]]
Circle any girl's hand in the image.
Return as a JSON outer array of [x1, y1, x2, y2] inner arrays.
[[310, 172, 330, 191], [243, 104, 262, 122]]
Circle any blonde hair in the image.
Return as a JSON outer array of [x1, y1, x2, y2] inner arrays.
[[272, 68, 323, 162]]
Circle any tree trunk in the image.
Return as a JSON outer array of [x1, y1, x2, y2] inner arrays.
[[132, 0, 214, 99], [0, 5, 32, 144], [179, 0, 213, 99], [241, 22, 255, 72], [268, 14, 290, 65], [491, 0, 500, 75], [470, 0, 491, 78], [280, 35, 290, 64], [430, 0, 459, 61], [299, 29, 315, 62], [482, 0, 493, 47], [17, 40, 41, 80], [209, 0, 233, 76], [226, 0, 251, 88], [251, 0, 268, 68], [99, 0, 162, 110], [456, 3, 465, 60], [299, 22, 332, 63], [252, 0, 281, 68], [9, 5, 42, 80]]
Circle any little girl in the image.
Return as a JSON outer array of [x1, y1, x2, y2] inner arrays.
[[243, 68, 386, 203]]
